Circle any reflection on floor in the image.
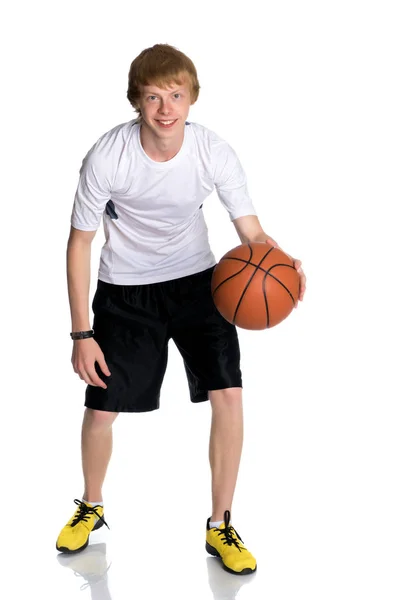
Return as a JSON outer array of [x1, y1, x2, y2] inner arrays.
[[56, 541, 257, 600]]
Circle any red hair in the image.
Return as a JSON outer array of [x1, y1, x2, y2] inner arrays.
[[127, 44, 200, 116]]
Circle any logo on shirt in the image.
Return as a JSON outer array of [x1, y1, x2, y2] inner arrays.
[[105, 200, 118, 219]]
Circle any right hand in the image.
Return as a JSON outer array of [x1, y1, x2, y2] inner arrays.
[[72, 338, 111, 389]]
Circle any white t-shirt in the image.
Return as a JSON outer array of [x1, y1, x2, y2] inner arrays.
[[71, 120, 257, 284]]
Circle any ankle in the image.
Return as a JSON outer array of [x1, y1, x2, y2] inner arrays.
[[211, 513, 229, 522], [211, 508, 231, 522], [83, 493, 103, 504]]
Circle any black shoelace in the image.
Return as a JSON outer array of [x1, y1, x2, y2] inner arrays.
[[216, 524, 246, 552], [71, 499, 110, 529]]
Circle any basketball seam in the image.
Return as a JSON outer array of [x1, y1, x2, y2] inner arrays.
[[266, 266, 298, 304], [221, 256, 295, 277], [222, 256, 297, 307], [232, 245, 275, 325], [211, 245, 254, 298], [262, 274, 270, 328]]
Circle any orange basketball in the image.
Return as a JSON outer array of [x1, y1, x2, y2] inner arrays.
[[211, 242, 300, 330]]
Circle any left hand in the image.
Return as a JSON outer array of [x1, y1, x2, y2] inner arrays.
[[264, 237, 306, 307]]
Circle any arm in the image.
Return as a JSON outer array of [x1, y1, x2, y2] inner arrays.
[[66, 226, 96, 332], [67, 137, 114, 385], [211, 137, 306, 300], [67, 226, 110, 388], [232, 215, 277, 246]]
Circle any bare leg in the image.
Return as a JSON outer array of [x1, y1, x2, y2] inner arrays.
[[81, 408, 118, 502], [209, 388, 243, 521]]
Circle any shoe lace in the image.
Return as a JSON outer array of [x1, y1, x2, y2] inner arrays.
[[217, 524, 246, 552], [71, 499, 110, 529]]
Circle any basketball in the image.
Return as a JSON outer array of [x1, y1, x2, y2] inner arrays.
[[211, 242, 300, 330]]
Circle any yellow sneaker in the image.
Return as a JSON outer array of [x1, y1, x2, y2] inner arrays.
[[206, 510, 257, 575], [56, 499, 109, 554]]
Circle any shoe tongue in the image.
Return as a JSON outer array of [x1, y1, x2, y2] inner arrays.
[[82, 501, 102, 514]]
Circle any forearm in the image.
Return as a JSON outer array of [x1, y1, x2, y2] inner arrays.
[[233, 216, 277, 245], [67, 238, 92, 331], [238, 230, 274, 244]]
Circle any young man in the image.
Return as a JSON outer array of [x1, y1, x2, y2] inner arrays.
[[57, 44, 306, 575]]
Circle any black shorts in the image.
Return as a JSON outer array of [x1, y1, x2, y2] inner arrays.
[[85, 267, 242, 413]]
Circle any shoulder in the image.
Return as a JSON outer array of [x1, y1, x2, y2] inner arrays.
[[82, 120, 136, 171], [187, 121, 228, 147], [187, 121, 237, 164], [82, 119, 137, 165], [77, 120, 137, 178]]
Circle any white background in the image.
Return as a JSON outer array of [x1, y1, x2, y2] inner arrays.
[[1, 1, 399, 599]]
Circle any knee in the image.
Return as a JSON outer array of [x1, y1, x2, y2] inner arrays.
[[209, 387, 242, 411], [84, 408, 118, 433]]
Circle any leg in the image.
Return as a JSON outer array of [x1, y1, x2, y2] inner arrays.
[[206, 389, 257, 577], [209, 388, 243, 521], [167, 270, 256, 573], [81, 408, 118, 502]]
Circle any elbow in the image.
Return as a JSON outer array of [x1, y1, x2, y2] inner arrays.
[[67, 226, 97, 247]]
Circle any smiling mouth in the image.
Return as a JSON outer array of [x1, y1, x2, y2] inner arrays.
[[156, 119, 177, 128]]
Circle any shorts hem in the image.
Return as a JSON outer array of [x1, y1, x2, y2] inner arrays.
[[84, 402, 160, 413], [190, 382, 243, 403]]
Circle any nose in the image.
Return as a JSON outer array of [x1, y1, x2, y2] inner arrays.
[[158, 99, 172, 115]]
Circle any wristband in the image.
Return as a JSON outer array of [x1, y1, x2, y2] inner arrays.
[[70, 330, 94, 340]]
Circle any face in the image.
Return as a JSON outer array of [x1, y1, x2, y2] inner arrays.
[[138, 79, 193, 139]]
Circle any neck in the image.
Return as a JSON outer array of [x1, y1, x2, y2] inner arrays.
[[139, 121, 185, 162]]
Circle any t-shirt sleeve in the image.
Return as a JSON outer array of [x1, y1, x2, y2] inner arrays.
[[70, 144, 112, 231], [212, 138, 257, 221]]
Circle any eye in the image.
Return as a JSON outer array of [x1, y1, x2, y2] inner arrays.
[[148, 95, 157, 101], [173, 93, 181, 99]]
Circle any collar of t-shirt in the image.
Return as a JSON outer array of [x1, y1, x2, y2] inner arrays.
[[134, 121, 191, 169]]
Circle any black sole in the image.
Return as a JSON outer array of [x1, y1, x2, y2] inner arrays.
[[205, 541, 257, 575], [56, 518, 104, 554]]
